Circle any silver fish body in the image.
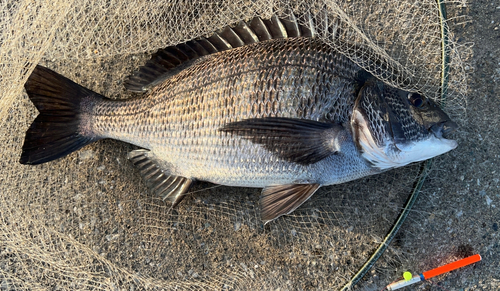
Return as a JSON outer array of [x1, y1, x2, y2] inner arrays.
[[21, 15, 457, 222], [91, 37, 376, 187]]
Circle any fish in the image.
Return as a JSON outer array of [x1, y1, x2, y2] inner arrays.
[[19, 13, 458, 223]]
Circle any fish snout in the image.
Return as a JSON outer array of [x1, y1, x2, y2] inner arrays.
[[430, 120, 458, 138]]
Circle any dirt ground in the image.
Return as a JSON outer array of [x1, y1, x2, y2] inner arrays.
[[2, 1, 499, 291], [361, 1, 500, 290]]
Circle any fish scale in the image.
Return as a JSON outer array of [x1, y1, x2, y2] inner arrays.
[[20, 14, 457, 222], [90, 37, 370, 187]]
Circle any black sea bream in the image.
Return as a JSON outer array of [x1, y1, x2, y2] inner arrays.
[[20, 14, 457, 222]]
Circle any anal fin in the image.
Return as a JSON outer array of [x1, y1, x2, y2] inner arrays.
[[260, 183, 320, 223], [128, 149, 193, 206]]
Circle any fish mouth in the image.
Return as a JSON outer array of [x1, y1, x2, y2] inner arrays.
[[421, 119, 459, 152], [429, 120, 458, 139], [393, 119, 459, 153]]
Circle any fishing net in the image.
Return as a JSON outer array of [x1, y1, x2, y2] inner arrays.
[[0, 0, 468, 290]]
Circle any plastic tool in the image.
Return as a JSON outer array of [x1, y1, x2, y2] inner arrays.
[[386, 254, 481, 290]]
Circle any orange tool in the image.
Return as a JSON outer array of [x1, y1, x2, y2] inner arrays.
[[386, 254, 481, 290]]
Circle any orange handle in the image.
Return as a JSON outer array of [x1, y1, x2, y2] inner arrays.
[[422, 254, 481, 280]]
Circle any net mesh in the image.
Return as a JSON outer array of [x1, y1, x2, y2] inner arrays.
[[0, 0, 468, 290]]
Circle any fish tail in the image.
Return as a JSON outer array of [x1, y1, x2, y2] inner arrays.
[[20, 65, 104, 165]]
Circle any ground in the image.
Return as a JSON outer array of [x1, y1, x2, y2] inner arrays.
[[1, 1, 499, 290], [361, 1, 500, 290]]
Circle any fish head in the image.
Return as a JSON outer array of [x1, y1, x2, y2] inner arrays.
[[351, 80, 458, 170]]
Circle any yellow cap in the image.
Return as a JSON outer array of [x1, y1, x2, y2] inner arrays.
[[403, 272, 412, 281]]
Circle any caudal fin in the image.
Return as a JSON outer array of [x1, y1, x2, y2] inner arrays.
[[20, 65, 104, 165]]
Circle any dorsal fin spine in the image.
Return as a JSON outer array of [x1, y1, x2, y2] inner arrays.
[[262, 15, 287, 38], [280, 13, 300, 37], [197, 38, 218, 54], [232, 21, 259, 44], [177, 43, 200, 59], [249, 17, 272, 41], [185, 40, 209, 56], [219, 26, 245, 47], [124, 12, 319, 93], [207, 33, 233, 51]]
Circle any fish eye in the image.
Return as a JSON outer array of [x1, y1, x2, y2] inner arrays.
[[408, 92, 425, 108]]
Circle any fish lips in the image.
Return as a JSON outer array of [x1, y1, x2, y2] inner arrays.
[[392, 112, 458, 152], [429, 119, 458, 139], [393, 113, 458, 153]]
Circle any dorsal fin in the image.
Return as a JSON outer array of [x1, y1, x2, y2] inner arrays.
[[124, 12, 320, 93]]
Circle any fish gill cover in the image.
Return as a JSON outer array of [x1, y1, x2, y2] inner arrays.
[[0, 0, 468, 290]]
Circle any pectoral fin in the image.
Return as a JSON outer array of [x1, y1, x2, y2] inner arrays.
[[260, 184, 320, 223], [128, 150, 192, 207], [220, 117, 346, 165]]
